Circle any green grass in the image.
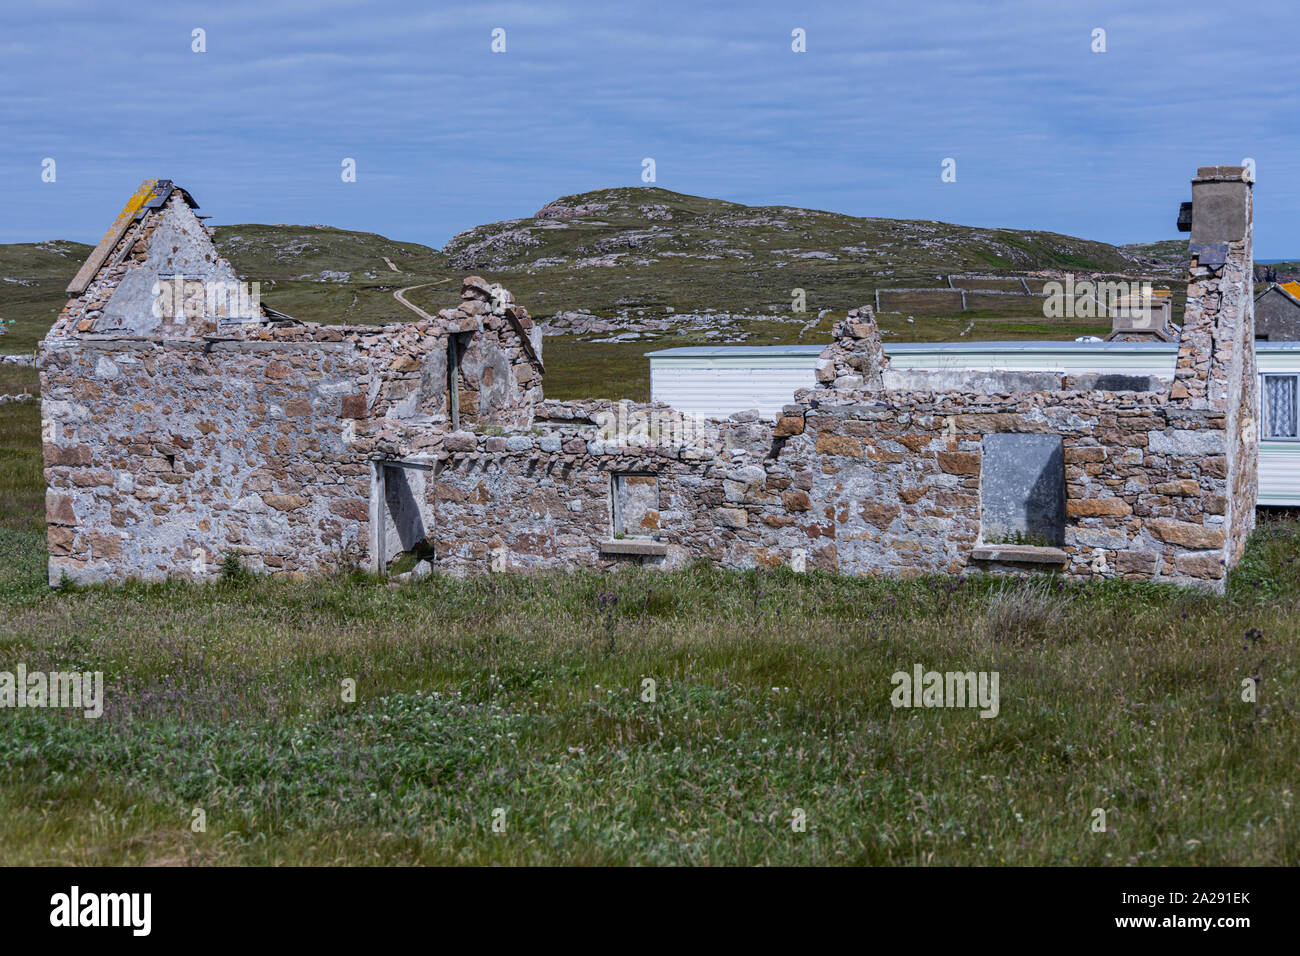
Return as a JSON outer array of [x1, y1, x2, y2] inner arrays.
[[0, 365, 42, 536], [544, 338, 655, 402], [0, 517, 1297, 865], [542, 313, 844, 403], [0, 240, 90, 353]]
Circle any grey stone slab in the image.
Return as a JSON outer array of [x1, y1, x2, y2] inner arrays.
[[980, 433, 1065, 546], [1148, 428, 1225, 455], [1189, 179, 1249, 244], [970, 545, 1067, 564], [599, 539, 668, 556]]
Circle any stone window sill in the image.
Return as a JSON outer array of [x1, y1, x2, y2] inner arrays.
[[599, 539, 668, 557], [970, 545, 1067, 565]]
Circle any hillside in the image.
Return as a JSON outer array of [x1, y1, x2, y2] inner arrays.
[[419, 186, 1148, 318], [0, 240, 92, 353], [211, 224, 442, 327], [1120, 239, 1193, 273]]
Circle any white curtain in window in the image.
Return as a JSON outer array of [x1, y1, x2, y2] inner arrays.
[[1265, 375, 1298, 438]]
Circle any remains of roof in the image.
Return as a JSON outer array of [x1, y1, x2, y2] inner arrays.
[[262, 306, 302, 324], [66, 179, 199, 296]]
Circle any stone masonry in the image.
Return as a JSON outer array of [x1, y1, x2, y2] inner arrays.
[[40, 169, 1259, 591]]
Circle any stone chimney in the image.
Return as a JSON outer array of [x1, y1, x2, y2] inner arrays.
[[1172, 165, 1255, 407], [1171, 164, 1258, 566]]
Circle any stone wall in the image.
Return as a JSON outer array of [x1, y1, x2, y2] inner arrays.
[[40, 274, 544, 584], [353, 382, 1234, 586]]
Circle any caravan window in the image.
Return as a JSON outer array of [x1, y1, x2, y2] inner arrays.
[[1262, 374, 1299, 440]]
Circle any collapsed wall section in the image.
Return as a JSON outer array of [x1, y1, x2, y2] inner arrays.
[[363, 384, 1235, 587]]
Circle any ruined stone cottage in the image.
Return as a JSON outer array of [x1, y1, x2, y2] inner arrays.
[[40, 167, 1259, 591]]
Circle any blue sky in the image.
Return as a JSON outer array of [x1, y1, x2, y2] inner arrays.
[[2, 0, 1297, 254]]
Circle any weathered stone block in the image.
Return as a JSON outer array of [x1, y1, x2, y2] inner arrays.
[[773, 416, 804, 437], [1067, 498, 1132, 517], [814, 434, 863, 457], [330, 498, 368, 521], [1146, 519, 1224, 550], [937, 451, 980, 475], [718, 508, 748, 528], [264, 494, 310, 512], [858, 501, 900, 529], [1148, 429, 1224, 456], [46, 444, 93, 467], [445, 431, 478, 452], [1201, 456, 1227, 478], [1064, 446, 1107, 464], [47, 495, 77, 526], [48, 526, 76, 555], [1174, 553, 1225, 579], [86, 531, 122, 559], [1114, 550, 1157, 574], [340, 394, 367, 418]]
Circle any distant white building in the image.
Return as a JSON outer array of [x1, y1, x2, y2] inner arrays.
[[646, 339, 1300, 506]]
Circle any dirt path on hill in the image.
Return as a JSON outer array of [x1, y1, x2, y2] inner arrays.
[[393, 278, 453, 321]]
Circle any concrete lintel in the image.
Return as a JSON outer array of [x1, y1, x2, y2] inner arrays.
[[374, 457, 436, 471], [882, 369, 1065, 393], [1193, 165, 1253, 184], [46, 336, 200, 353], [46, 336, 352, 354], [599, 539, 669, 557], [970, 545, 1068, 565]]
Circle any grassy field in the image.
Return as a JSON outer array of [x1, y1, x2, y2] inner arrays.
[[0, 365, 41, 536], [0, 362, 1298, 864], [0, 521, 1296, 865]]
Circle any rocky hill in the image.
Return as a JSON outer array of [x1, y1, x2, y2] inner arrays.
[[421, 186, 1149, 321], [2, 186, 1182, 401]]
